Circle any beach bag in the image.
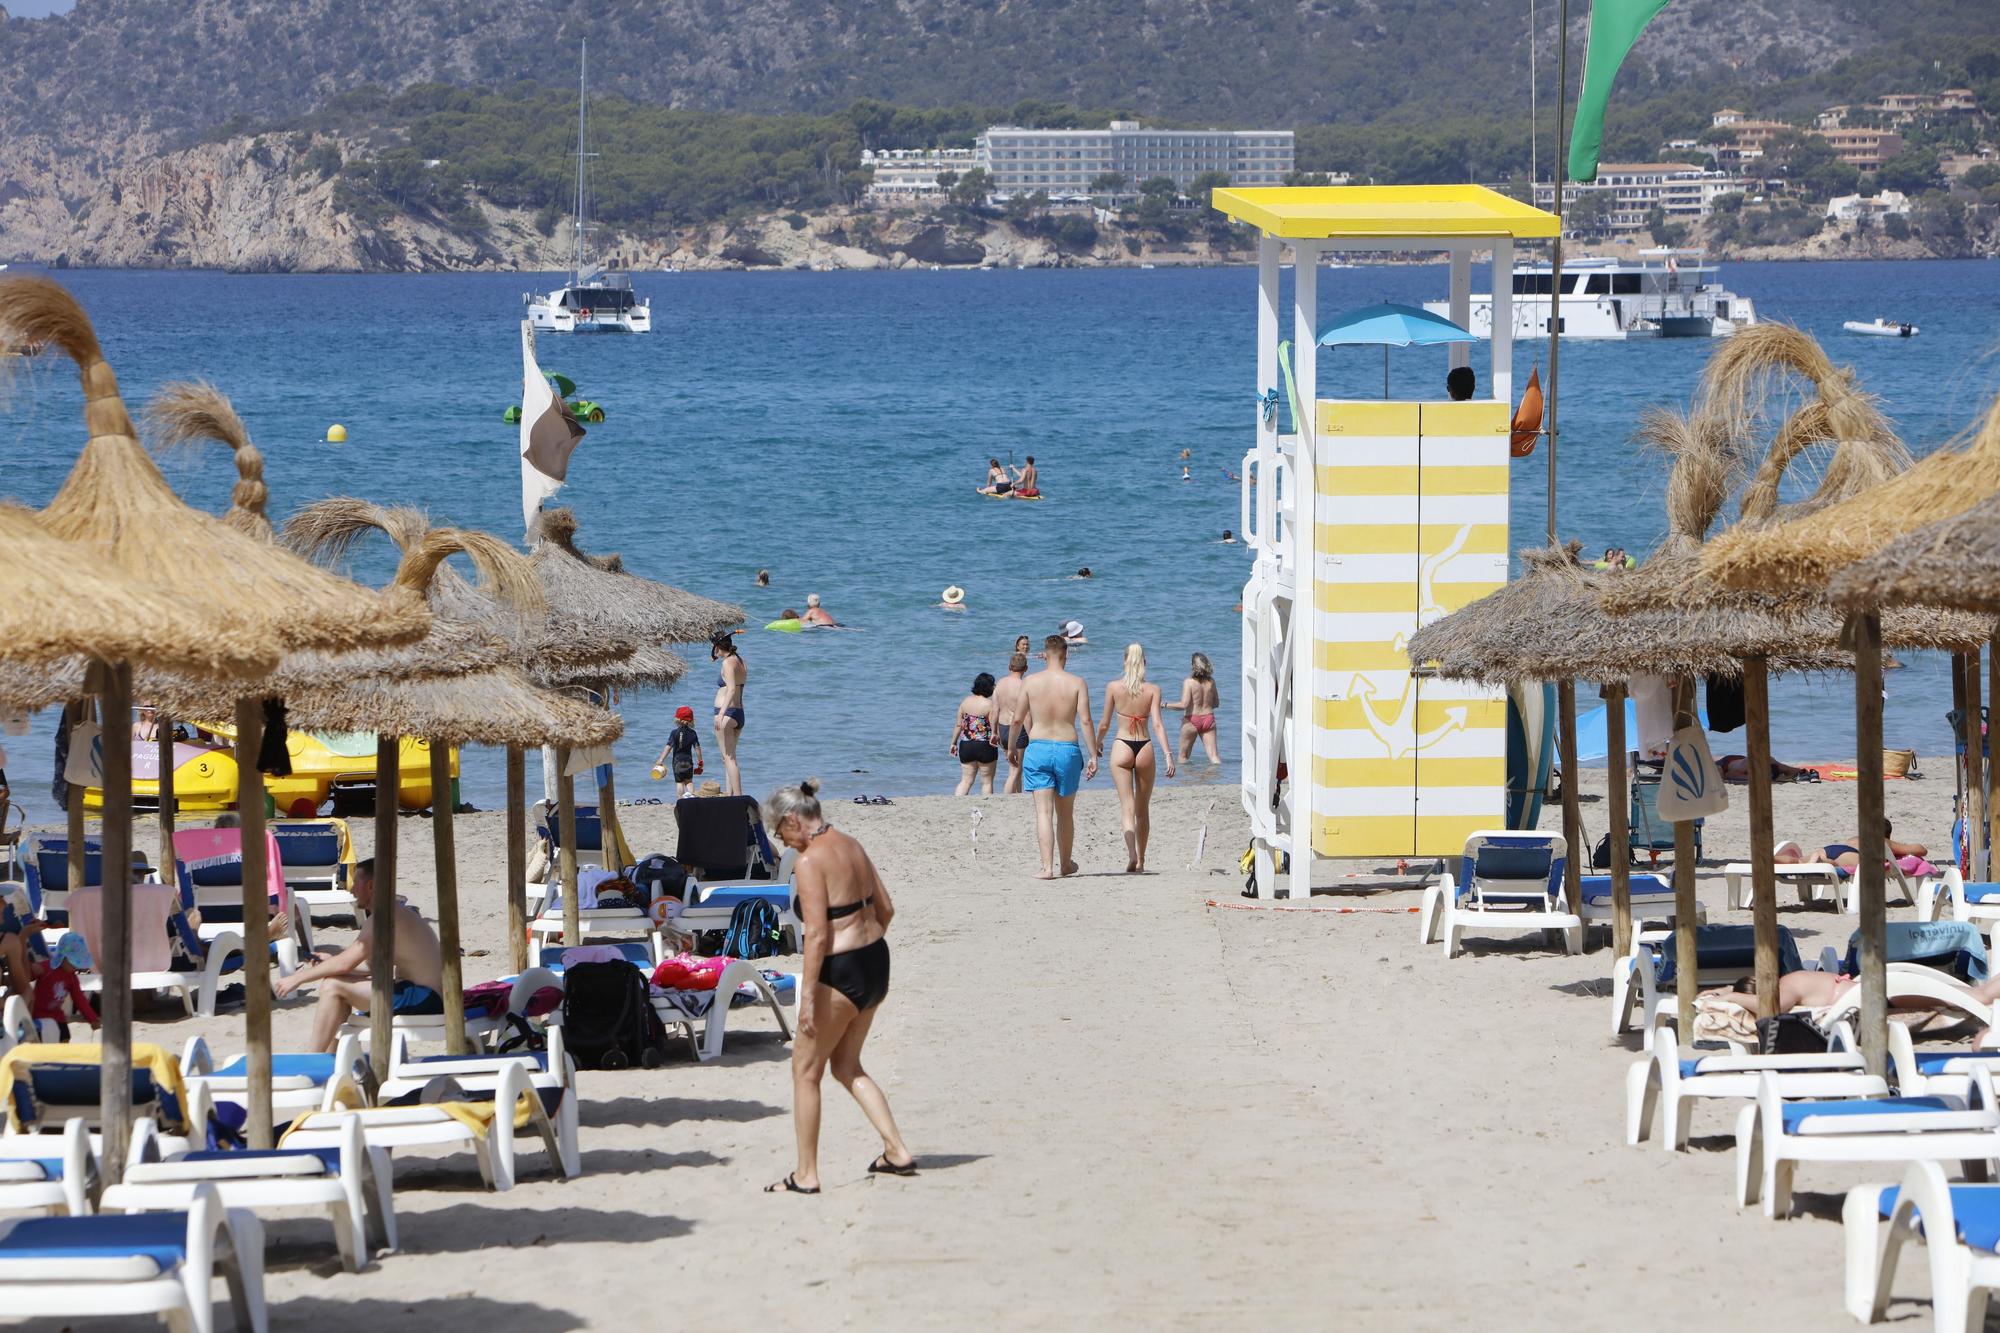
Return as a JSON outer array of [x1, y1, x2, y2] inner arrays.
[[722, 897, 784, 961], [1656, 724, 1728, 823], [559, 962, 666, 1071], [1757, 1011, 1829, 1055], [629, 853, 688, 908]]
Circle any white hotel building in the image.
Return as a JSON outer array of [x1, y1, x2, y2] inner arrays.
[[861, 147, 983, 200], [1532, 162, 1746, 232], [976, 122, 1294, 196]]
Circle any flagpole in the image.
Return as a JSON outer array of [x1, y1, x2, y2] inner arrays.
[[1547, 0, 1569, 544]]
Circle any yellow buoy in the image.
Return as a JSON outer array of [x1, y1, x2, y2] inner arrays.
[[326, 423, 348, 443]]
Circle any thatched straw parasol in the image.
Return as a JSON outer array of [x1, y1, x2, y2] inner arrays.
[[1702, 393, 2000, 598], [0, 277, 436, 1175], [1830, 489, 2000, 615], [529, 507, 744, 647], [0, 505, 276, 679]]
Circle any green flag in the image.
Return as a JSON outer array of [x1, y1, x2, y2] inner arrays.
[[1567, 0, 1672, 182]]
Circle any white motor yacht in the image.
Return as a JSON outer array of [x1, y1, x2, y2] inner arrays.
[[1425, 249, 1757, 340]]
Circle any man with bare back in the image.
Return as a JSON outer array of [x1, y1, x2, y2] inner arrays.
[[272, 858, 445, 1052], [1020, 634, 1099, 878]]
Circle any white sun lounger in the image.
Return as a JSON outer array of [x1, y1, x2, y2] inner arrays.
[[106, 1113, 393, 1273], [1736, 1067, 2000, 1219], [0, 1120, 94, 1216], [1928, 866, 2000, 929], [1889, 1024, 2000, 1100], [651, 959, 795, 1063], [279, 1060, 573, 1192], [1627, 1023, 1883, 1152], [0, 1183, 266, 1333], [179, 1032, 372, 1119], [1817, 963, 1997, 1032], [1417, 831, 1581, 959], [377, 1029, 580, 1179], [1724, 861, 1843, 910], [1844, 1159, 2000, 1329]]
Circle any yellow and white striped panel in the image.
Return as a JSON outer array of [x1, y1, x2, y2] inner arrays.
[[1413, 401, 1509, 856], [1307, 399, 1509, 859], [1311, 401, 1419, 857]]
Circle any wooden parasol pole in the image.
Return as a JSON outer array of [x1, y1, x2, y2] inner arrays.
[[232, 699, 274, 1148], [1744, 658, 1781, 1018], [431, 741, 467, 1055], [156, 712, 177, 879], [1966, 652, 1988, 881], [370, 735, 400, 1073], [506, 745, 528, 975], [1853, 612, 1889, 1078], [1954, 660, 1970, 875], [1986, 634, 2000, 881], [1604, 681, 1632, 957], [1555, 679, 1585, 925], [599, 767, 632, 872], [557, 750, 581, 949], [1671, 675, 1699, 1035], [94, 662, 135, 1184]]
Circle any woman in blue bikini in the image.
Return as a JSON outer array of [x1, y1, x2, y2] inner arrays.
[[711, 630, 747, 796], [762, 779, 914, 1195]]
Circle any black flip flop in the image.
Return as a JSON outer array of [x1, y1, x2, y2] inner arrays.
[[765, 1173, 820, 1194], [868, 1154, 918, 1177]]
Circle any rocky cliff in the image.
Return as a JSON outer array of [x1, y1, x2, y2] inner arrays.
[[0, 133, 1246, 272]]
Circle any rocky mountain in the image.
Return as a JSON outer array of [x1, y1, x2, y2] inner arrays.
[[2, 0, 1992, 145]]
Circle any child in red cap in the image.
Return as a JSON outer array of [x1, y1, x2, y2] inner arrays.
[[653, 705, 705, 797]]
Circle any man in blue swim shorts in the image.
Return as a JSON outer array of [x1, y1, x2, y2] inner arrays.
[[273, 858, 448, 1051], [1019, 635, 1100, 879]]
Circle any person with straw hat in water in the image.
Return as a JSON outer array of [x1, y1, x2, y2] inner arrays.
[[938, 586, 966, 612]]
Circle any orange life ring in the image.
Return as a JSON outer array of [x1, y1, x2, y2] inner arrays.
[[579, 308, 592, 319]]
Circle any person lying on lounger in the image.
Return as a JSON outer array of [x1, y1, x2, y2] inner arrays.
[[1773, 821, 1928, 872], [1704, 970, 1857, 1014], [1716, 754, 1818, 783]]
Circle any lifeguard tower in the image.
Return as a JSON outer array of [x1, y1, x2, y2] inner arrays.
[[1212, 185, 1560, 898]]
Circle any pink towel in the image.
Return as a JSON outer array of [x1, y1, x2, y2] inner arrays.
[[66, 882, 177, 974]]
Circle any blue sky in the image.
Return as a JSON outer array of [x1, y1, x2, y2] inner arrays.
[[9, 0, 75, 15]]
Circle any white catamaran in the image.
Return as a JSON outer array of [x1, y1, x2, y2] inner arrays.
[[524, 42, 651, 335], [1424, 249, 1758, 340]]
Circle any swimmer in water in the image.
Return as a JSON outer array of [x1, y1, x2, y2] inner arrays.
[[1221, 530, 1236, 544], [757, 569, 771, 588], [1180, 466, 1192, 481], [1075, 567, 1092, 579], [801, 593, 838, 627]]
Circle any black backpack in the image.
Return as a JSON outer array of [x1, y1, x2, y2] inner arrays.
[[629, 853, 688, 909], [722, 896, 785, 960], [560, 962, 668, 1070]]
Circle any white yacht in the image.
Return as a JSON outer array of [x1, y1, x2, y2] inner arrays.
[[524, 43, 651, 335], [1425, 249, 1757, 340]]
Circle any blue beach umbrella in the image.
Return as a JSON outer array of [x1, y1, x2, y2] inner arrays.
[[1318, 302, 1476, 397]]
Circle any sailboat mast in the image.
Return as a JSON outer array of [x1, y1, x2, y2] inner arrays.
[[574, 40, 588, 285]]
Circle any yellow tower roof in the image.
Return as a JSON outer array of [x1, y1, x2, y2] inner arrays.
[[1212, 184, 1559, 240]]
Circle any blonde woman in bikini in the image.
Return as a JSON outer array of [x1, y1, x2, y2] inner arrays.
[[1166, 652, 1222, 765], [1095, 643, 1175, 872]]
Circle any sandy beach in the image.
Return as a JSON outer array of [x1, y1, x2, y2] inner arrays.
[[70, 756, 1969, 1331]]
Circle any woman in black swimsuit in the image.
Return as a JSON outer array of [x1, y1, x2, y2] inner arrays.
[[762, 779, 915, 1195], [1095, 643, 1175, 873]]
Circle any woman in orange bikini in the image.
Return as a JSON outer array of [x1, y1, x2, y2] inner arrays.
[[1166, 651, 1222, 766], [1095, 644, 1175, 872]]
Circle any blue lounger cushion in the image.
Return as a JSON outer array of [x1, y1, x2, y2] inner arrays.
[[405, 1051, 550, 1072], [1579, 875, 1672, 905], [1878, 1184, 2000, 1253], [1965, 883, 2000, 904], [211, 1054, 337, 1082], [1781, 1095, 1955, 1131], [1914, 1051, 2000, 1075], [179, 1147, 342, 1174], [0, 1212, 187, 1271], [0, 1160, 67, 1181]]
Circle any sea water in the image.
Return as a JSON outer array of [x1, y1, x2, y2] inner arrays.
[[0, 260, 1995, 817]]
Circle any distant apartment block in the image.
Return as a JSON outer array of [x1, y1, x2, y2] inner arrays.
[[1534, 162, 1745, 232], [1709, 107, 1909, 172], [861, 147, 981, 200], [1815, 127, 1904, 171], [976, 122, 1293, 196]]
